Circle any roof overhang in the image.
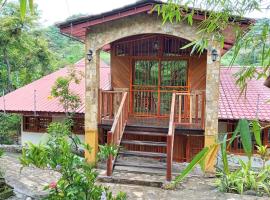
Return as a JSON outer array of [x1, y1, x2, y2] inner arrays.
[[56, 0, 255, 54]]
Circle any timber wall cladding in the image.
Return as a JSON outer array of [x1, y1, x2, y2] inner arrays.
[[111, 43, 207, 91], [121, 134, 204, 162], [111, 44, 130, 88]]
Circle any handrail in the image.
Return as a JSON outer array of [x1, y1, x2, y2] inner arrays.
[[107, 92, 128, 176], [166, 93, 176, 181], [99, 90, 124, 123]]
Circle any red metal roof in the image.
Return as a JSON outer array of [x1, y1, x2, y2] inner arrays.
[[0, 59, 110, 114], [219, 67, 270, 122], [1, 63, 270, 122]]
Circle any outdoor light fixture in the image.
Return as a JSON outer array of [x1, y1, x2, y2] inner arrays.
[[211, 48, 219, 62], [87, 49, 93, 62], [264, 75, 270, 88], [153, 41, 160, 50]]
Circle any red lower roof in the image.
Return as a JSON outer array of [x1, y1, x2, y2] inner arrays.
[[219, 67, 270, 122], [1, 62, 269, 122], [0, 59, 110, 114]]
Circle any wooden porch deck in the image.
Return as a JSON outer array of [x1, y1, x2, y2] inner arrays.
[[100, 116, 204, 134]]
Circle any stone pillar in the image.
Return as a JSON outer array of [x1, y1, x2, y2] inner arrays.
[[85, 43, 100, 163], [204, 43, 221, 172]]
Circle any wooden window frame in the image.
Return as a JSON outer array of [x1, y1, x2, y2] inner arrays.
[[23, 116, 52, 133], [72, 117, 85, 135]]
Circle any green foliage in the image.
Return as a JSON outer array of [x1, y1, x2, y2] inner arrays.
[[156, 1, 269, 92], [216, 119, 270, 196], [0, 2, 57, 92], [0, 2, 84, 94], [0, 113, 20, 144], [165, 146, 210, 189], [20, 121, 126, 200], [50, 66, 83, 114], [43, 26, 84, 65], [169, 119, 270, 196], [98, 144, 118, 161]]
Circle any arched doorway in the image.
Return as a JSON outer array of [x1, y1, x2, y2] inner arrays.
[[112, 34, 194, 117]]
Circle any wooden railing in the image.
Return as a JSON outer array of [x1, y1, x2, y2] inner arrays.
[[174, 91, 205, 129], [99, 90, 124, 123], [166, 91, 205, 181], [166, 93, 176, 181], [106, 92, 129, 176]]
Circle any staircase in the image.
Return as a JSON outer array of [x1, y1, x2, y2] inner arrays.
[[113, 129, 169, 175]]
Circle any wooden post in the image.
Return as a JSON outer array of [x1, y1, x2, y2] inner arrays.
[[186, 135, 190, 162], [201, 92, 205, 129], [178, 95, 182, 123], [107, 131, 113, 176], [166, 134, 172, 181]]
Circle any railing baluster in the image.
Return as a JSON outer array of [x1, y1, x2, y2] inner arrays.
[[178, 95, 182, 123], [189, 94, 193, 124]]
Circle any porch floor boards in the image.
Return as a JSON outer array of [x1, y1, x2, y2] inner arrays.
[[101, 116, 203, 131]]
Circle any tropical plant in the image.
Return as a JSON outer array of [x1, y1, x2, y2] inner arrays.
[[20, 121, 126, 200], [155, 0, 270, 92], [0, 113, 20, 144], [166, 119, 270, 196], [50, 66, 84, 116]]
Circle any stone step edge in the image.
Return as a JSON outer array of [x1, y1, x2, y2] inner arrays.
[[97, 175, 164, 188]]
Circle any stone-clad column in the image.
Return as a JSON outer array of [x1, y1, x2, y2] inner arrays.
[[84, 40, 100, 163], [204, 43, 221, 172]]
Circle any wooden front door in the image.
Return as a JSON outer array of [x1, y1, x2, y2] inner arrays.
[[131, 59, 188, 117]]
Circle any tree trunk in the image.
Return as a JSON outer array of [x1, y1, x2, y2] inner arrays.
[[3, 48, 12, 92]]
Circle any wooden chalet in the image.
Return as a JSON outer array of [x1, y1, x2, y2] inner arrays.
[[57, 0, 253, 181]]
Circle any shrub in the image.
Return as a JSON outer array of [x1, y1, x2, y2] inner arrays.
[[20, 120, 126, 200], [0, 113, 20, 144]]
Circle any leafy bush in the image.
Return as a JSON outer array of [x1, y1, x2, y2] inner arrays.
[[20, 120, 126, 200], [0, 113, 20, 144], [167, 119, 270, 197]]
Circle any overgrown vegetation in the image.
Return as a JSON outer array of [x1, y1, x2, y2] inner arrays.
[[0, 113, 20, 144], [20, 68, 125, 199], [0, 2, 84, 94], [166, 119, 270, 196], [156, 0, 269, 92]]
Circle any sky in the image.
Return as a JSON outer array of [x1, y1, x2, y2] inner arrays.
[[35, 0, 270, 27]]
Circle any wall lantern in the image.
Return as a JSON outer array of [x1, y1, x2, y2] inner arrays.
[[153, 41, 160, 50], [211, 48, 219, 62], [87, 49, 93, 62], [264, 76, 270, 88]]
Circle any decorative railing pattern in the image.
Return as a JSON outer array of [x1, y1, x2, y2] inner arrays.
[[174, 91, 205, 129], [106, 92, 129, 176], [99, 90, 124, 122]]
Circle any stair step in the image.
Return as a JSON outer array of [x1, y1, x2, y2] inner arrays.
[[124, 131, 167, 137], [115, 161, 167, 169], [119, 150, 167, 158], [121, 140, 167, 147]]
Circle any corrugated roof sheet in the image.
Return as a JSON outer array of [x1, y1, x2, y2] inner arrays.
[[0, 59, 110, 114], [219, 67, 270, 121]]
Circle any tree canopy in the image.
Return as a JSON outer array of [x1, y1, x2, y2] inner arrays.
[[0, 2, 84, 93]]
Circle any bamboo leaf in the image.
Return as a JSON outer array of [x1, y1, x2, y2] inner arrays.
[[221, 134, 230, 174], [239, 119, 252, 158], [20, 0, 27, 20], [228, 122, 240, 148], [172, 147, 209, 186], [251, 120, 262, 146], [203, 144, 219, 172], [28, 0, 34, 14]]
